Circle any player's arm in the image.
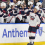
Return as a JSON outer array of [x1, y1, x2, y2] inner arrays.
[[36, 15, 41, 29], [41, 10, 45, 17]]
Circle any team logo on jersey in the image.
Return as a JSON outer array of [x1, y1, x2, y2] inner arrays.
[[30, 16, 35, 20]]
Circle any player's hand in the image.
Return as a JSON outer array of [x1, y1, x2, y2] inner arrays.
[[36, 26, 39, 29], [36, 24, 40, 29]]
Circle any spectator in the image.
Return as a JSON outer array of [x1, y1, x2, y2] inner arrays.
[[2, 0, 7, 2], [2, 0, 10, 2]]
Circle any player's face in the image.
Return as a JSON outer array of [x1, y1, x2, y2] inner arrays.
[[28, 6, 30, 9], [13, 0, 16, 3], [1, 6, 6, 9], [22, 5, 24, 9], [30, 4, 33, 8], [34, 8, 37, 13], [4, 6, 6, 8], [40, 5, 42, 8], [39, 5, 42, 8], [24, 4, 26, 7], [31, 4, 33, 7], [7, 2, 10, 5], [12, 5, 15, 9]]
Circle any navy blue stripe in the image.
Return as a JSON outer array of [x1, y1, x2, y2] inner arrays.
[[0, 23, 44, 24], [0, 23, 28, 24], [29, 37, 35, 39], [41, 23, 45, 24]]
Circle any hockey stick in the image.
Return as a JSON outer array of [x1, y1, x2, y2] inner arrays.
[[9, 16, 14, 23], [8, 15, 18, 23], [39, 28, 45, 33]]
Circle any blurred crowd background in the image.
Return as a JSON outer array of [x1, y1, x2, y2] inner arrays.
[[0, 0, 43, 7], [0, 0, 45, 23]]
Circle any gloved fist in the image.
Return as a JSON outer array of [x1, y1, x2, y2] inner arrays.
[[36, 24, 40, 29], [36, 26, 39, 29]]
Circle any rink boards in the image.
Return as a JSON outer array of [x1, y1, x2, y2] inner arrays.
[[0, 23, 45, 45]]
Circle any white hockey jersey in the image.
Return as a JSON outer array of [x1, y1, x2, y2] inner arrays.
[[29, 12, 40, 27], [39, 8, 45, 23], [39, 9, 44, 17]]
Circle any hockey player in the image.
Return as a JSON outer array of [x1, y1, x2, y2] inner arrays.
[[17, 0, 21, 6], [42, 8, 45, 23], [25, 1, 34, 23], [21, 0, 25, 5], [13, 0, 18, 6], [0, 6, 4, 23], [27, 6, 40, 45], [28, 1, 34, 10], [36, 2, 45, 23], [17, 5, 27, 23], [7, 3, 17, 23], [24, 4, 28, 10], [0, 2, 7, 23]]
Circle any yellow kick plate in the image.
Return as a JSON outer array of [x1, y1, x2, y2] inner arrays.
[[0, 42, 45, 45]]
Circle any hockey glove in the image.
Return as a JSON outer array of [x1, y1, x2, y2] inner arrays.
[[36, 24, 40, 29]]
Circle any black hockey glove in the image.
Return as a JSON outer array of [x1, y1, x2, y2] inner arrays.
[[36, 26, 39, 29], [24, 16, 27, 19], [36, 24, 40, 29]]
